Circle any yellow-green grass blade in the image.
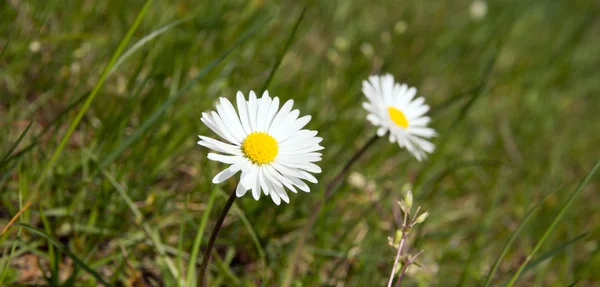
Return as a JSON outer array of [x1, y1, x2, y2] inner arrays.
[[483, 188, 560, 286], [34, 0, 154, 190], [186, 185, 219, 286], [506, 160, 600, 286], [0, 121, 33, 169]]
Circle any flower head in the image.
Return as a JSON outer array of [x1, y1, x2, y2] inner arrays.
[[361, 74, 436, 161], [198, 91, 324, 205]]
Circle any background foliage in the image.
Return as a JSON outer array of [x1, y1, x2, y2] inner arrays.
[[1, 0, 599, 286]]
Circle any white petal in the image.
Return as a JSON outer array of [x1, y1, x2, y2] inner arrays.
[[251, 168, 261, 200], [212, 165, 240, 184], [219, 97, 247, 138], [408, 135, 436, 153], [197, 136, 241, 155], [269, 185, 281, 205], [236, 91, 252, 135], [264, 97, 280, 132], [207, 153, 240, 164], [258, 167, 270, 196], [256, 93, 271, 131], [241, 167, 257, 190], [247, 91, 258, 131], [409, 116, 431, 126], [210, 111, 241, 145], [272, 109, 300, 141], [236, 177, 249, 197], [279, 160, 322, 174], [201, 113, 237, 145], [267, 99, 294, 136], [278, 115, 312, 142], [265, 165, 297, 193], [271, 181, 289, 204], [408, 127, 437, 138]]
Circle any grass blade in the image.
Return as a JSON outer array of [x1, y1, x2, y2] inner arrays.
[[101, 168, 181, 283], [34, 0, 154, 190], [0, 121, 33, 169], [97, 15, 272, 170], [506, 160, 600, 286], [107, 15, 196, 77], [483, 188, 559, 286], [12, 223, 110, 286], [520, 233, 588, 276], [185, 185, 219, 286], [260, 6, 306, 91]]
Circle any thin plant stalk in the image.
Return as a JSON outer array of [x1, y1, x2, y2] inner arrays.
[[387, 234, 407, 287], [395, 250, 424, 287], [198, 187, 237, 287]]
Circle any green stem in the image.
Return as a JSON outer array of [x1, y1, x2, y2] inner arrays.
[[198, 187, 237, 287]]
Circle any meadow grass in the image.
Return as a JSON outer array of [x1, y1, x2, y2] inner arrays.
[[1, 0, 599, 286]]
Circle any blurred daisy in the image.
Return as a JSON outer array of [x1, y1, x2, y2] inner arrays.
[[198, 91, 324, 205], [470, 0, 488, 21], [362, 74, 436, 161]]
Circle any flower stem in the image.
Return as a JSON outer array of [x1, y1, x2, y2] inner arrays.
[[394, 250, 424, 287], [197, 187, 237, 287], [387, 234, 406, 287], [325, 133, 380, 198]]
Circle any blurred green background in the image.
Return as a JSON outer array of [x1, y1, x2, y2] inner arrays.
[[1, 0, 599, 286]]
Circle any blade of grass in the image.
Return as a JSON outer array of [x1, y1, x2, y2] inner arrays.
[[39, 207, 59, 285], [100, 167, 182, 283], [178, 193, 190, 287], [97, 15, 272, 170], [186, 185, 219, 286], [260, 6, 306, 91], [34, 0, 154, 190], [483, 188, 560, 286], [506, 160, 600, 287], [13, 223, 110, 286], [3, 15, 181, 169], [0, 38, 10, 59], [2, 94, 87, 168], [500, 233, 588, 287], [520, 233, 588, 277], [0, 164, 28, 284], [0, 121, 33, 169], [107, 15, 196, 77]]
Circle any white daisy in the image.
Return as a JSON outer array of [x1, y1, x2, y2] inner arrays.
[[361, 74, 437, 161], [198, 91, 324, 205]]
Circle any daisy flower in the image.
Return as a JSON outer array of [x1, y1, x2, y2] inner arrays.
[[198, 91, 324, 205], [361, 74, 437, 161]]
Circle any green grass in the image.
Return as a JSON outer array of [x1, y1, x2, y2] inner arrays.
[[1, 0, 599, 286]]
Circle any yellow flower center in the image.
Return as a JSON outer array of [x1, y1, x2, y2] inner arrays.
[[242, 132, 279, 165], [387, 107, 409, 128]]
